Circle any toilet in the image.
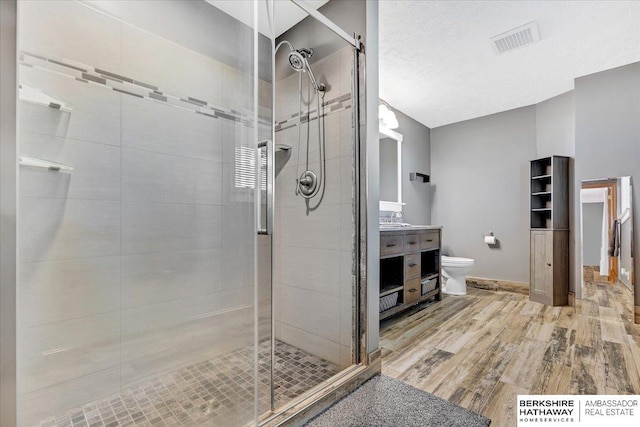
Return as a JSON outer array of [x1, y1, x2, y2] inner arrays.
[[441, 255, 475, 295]]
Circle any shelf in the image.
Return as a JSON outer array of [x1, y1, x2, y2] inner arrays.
[[421, 272, 439, 281], [421, 288, 440, 299], [379, 303, 406, 320], [531, 174, 552, 180], [380, 253, 404, 260], [409, 172, 430, 183], [19, 84, 73, 112], [420, 247, 439, 253], [275, 143, 291, 152], [18, 155, 73, 171], [380, 285, 403, 297], [531, 191, 551, 196], [531, 208, 551, 212]]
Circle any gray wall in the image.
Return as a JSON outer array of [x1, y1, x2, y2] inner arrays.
[[582, 202, 603, 266], [431, 106, 536, 282], [574, 62, 640, 305], [535, 91, 575, 158], [427, 60, 639, 301]]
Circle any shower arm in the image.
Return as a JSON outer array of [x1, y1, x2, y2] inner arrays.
[[275, 40, 295, 54], [305, 61, 325, 92]]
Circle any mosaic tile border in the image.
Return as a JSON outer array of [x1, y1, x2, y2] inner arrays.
[[274, 93, 352, 133], [19, 49, 354, 134], [19, 50, 265, 127]]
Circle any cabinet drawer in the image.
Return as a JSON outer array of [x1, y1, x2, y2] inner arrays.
[[404, 277, 421, 304], [405, 253, 420, 279], [405, 233, 421, 253], [420, 231, 439, 250], [380, 234, 404, 257]]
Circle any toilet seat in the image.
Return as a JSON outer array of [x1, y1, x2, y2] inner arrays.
[[442, 256, 474, 266]]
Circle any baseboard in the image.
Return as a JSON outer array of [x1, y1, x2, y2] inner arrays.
[[466, 276, 529, 295], [568, 291, 575, 307], [262, 349, 381, 427], [366, 348, 382, 367], [583, 265, 609, 282]]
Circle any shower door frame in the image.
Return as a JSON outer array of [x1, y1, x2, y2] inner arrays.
[[0, 0, 18, 426], [259, 1, 374, 424]]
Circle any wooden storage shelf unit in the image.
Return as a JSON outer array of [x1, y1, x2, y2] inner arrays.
[[379, 227, 442, 320], [529, 155, 570, 306]]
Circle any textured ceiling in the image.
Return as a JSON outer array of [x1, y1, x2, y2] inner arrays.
[[380, 1, 640, 128]]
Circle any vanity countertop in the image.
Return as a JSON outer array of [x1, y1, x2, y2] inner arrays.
[[379, 225, 443, 232]]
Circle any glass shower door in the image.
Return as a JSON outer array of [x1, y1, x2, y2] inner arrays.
[[16, 1, 264, 425]]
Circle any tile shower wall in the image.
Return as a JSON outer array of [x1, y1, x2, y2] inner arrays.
[[273, 46, 355, 367], [17, 1, 268, 424]]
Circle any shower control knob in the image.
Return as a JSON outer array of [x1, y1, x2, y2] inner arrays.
[[297, 170, 318, 197]]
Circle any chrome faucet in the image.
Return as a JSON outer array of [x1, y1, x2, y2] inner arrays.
[[391, 211, 402, 223]]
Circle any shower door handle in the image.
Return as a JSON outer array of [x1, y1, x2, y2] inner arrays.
[[257, 139, 274, 235]]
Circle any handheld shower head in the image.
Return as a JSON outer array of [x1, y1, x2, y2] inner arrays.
[[288, 51, 306, 72], [287, 48, 325, 92]]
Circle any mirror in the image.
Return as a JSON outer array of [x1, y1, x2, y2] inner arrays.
[[580, 176, 634, 306], [379, 125, 403, 212]]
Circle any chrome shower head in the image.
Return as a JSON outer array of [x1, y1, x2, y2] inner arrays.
[[287, 48, 325, 92], [288, 51, 306, 72], [288, 48, 313, 71]]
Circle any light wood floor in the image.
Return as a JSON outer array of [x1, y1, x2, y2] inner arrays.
[[380, 280, 640, 427]]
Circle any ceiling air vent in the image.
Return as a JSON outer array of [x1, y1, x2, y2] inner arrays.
[[490, 21, 540, 54]]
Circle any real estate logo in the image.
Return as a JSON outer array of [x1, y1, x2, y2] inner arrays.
[[517, 395, 640, 426], [518, 398, 576, 424]]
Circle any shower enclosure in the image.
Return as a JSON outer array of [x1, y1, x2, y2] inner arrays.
[[0, 0, 366, 426]]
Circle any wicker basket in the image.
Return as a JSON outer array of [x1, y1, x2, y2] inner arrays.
[[379, 292, 399, 312], [421, 278, 438, 295]]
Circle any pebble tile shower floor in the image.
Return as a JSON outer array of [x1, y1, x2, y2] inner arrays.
[[31, 341, 341, 427]]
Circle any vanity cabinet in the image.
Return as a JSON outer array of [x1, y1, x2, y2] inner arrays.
[[529, 156, 570, 306], [379, 227, 443, 320]]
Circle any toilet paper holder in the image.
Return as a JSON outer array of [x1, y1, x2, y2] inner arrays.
[[483, 231, 498, 246]]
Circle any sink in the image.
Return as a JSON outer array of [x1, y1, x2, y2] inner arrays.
[[379, 224, 443, 230], [379, 222, 412, 228]]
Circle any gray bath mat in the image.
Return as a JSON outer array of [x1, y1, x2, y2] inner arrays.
[[305, 375, 491, 427]]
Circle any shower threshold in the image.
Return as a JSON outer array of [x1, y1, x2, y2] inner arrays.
[[30, 340, 340, 427]]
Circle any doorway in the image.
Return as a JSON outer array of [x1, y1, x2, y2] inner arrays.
[[580, 177, 635, 328], [581, 179, 618, 283]]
